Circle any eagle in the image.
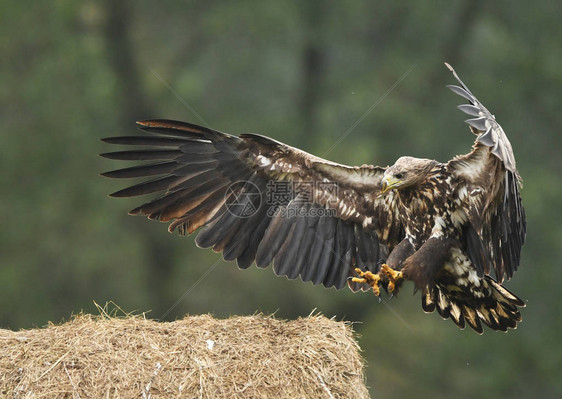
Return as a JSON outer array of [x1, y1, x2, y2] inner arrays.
[[101, 64, 526, 334]]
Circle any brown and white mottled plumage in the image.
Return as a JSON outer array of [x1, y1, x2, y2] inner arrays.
[[101, 64, 526, 333]]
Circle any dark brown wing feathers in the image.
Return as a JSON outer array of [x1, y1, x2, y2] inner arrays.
[[101, 119, 395, 289], [446, 64, 526, 282]]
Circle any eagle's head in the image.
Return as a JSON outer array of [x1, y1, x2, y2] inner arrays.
[[381, 156, 437, 194]]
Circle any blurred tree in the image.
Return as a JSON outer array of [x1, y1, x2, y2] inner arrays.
[[299, 0, 327, 150], [101, 0, 178, 316]]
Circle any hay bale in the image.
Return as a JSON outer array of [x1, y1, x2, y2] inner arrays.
[[1, 313, 369, 398]]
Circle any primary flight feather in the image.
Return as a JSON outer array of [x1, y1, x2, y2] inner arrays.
[[101, 64, 526, 333]]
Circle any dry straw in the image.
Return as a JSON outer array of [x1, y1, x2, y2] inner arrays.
[[1, 310, 369, 398]]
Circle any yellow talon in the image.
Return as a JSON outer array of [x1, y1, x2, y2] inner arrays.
[[353, 268, 381, 296], [380, 264, 404, 293]]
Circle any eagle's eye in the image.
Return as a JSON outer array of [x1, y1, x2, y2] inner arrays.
[[395, 172, 404, 179]]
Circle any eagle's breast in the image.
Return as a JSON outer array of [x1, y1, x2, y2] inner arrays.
[[396, 167, 457, 246]]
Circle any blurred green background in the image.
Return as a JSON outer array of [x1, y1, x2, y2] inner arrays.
[[1, 1, 561, 397]]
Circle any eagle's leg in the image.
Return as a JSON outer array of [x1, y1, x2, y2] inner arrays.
[[383, 237, 415, 293], [380, 264, 404, 293], [352, 268, 381, 296]]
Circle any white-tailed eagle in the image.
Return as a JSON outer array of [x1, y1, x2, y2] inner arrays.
[[101, 64, 526, 333]]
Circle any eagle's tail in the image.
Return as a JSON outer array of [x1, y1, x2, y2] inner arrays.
[[421, 276, 525, 334]]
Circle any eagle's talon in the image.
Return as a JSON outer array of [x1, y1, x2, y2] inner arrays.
[[380, 264, 404, 293], [353, 268, 381, 296]]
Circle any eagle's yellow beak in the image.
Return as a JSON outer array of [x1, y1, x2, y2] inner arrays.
[[381, 176, 402, 194]]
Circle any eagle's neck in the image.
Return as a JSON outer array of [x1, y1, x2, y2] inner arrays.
[[396, 166, 444, 204]]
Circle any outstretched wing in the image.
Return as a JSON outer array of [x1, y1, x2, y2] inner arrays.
[[446, 63, 526, 282], [101, 120, 402, 289]]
